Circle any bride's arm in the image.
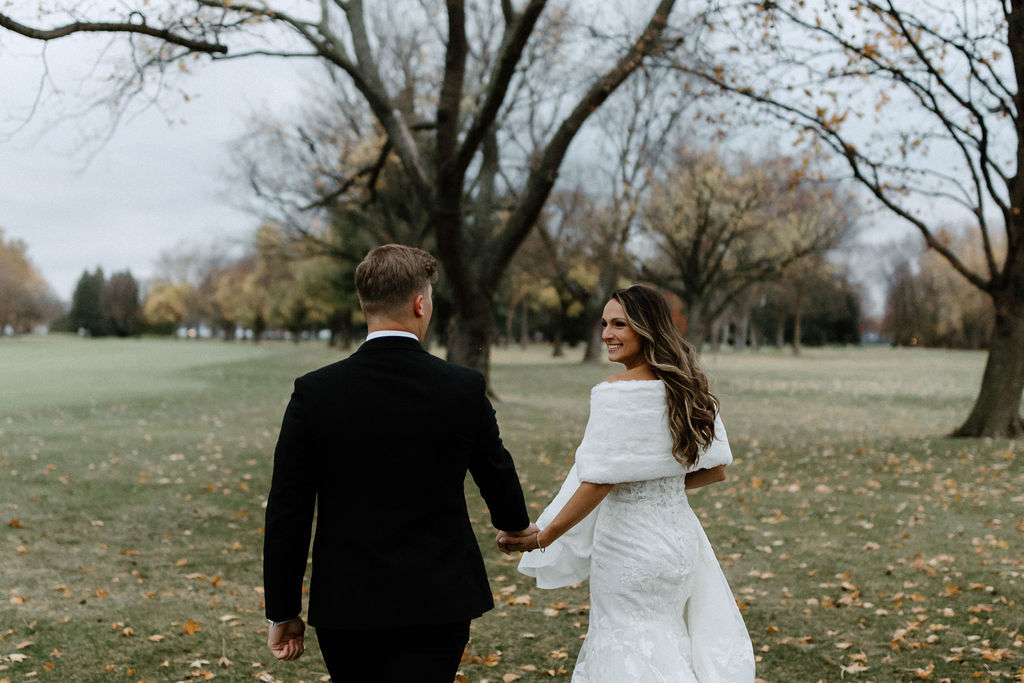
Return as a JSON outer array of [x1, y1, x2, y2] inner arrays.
[[498, 481, 613, 553], [685, 464, 726, 490]]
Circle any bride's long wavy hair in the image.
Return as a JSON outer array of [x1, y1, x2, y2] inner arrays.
[[611, 285, 718, 467]]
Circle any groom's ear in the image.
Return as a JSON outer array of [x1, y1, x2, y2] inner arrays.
[[413, 293, 426, 318]]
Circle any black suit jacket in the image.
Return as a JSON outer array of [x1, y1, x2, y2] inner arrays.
[[263, 336, 530, 629]]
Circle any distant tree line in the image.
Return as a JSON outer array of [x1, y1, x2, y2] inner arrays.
[[138, 225, 361, 345], [497, 145, 864, 357]]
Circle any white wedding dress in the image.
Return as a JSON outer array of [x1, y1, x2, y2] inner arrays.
[[519, 380, 755, 682]]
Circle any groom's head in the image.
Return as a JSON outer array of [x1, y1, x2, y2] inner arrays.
[[356, 244, 439, 334]]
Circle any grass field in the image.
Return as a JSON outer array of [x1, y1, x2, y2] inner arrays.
[[1, 337, 1021, 682]]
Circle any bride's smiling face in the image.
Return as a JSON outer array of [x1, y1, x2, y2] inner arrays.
[[601, 299, 644, 369]]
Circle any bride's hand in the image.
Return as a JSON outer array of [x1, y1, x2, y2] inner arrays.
[[497, 528, 540, 552], [496, 524, 543, 554]]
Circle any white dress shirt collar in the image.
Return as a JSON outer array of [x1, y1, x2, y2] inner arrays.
[[365, 330, 420, 342]]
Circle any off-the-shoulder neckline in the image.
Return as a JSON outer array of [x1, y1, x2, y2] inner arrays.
[[594, 378, 663, 388]]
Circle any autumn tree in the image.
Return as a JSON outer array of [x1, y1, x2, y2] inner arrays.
[[145, 241, 235, 336], [210, 256, 259, 340], [529, 190, 599, 356], [884, 229, 996, 349], [142, 281, 201, 334], [498, 244, 548, 348], [291, 255, 362, 347], [0, 229, 60, 334], [775, 258, 862, 353], [233, 95, 431, 343], [233, 84, 432, 261], [2, 1, 684, 382], [678, 1, 1024, 435], [640, 148, 854, 349], [570, 67, 693, 362]]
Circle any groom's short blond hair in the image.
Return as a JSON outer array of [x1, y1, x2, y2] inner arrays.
[[355, 244, 438, 316]]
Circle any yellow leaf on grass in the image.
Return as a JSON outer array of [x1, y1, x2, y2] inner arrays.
[[182, 619, 202, 635]]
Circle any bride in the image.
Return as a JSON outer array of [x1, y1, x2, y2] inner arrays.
[[498, 285, 755, 682]]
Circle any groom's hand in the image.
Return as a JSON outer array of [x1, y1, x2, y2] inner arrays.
[[268, 617, 306, 661], [496, 523, 540, 554]]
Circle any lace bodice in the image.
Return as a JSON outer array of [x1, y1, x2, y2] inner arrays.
[[608, 473, 690, 505]]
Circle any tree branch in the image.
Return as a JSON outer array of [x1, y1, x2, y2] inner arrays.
[[487, 0, 679, 291], [453, 0, 547, 181], [0, 11, 227, 53]]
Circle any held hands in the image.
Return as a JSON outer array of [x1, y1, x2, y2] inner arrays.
[[496, 522, 543, 555], [268, 617, 306, 661]]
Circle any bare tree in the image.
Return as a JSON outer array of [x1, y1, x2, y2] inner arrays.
[[571, 67, 693, 362], [677, 1, 1024, 435], [640, 148, 853, 349], [2, 1, 684, 384]]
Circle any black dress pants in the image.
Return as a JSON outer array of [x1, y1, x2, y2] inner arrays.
[[315, 620, 470, 683]]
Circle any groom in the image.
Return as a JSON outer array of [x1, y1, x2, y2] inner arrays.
[[263, 244, 537, 682]]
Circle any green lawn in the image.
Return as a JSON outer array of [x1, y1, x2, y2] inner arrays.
[[1, 337, 1020, 682]]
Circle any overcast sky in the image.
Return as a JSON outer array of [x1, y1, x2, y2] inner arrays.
[[1, 30, 314, 301]]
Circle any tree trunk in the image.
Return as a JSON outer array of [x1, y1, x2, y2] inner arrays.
[[552, 300, 568, 357], [775, 316, 785, 348], [504, 297, 516, 347], [582, 319, 604, 362], [708, 316, 722, 353], [686, 305, 709, 353], [519, 298, 530, 349], [733, 301, 750, 352], [582, 267, 621, 362], [953, 288, 1024, 437], [750, 320, 760, 351], [792, 290, 804, 356], [447, 296, 494, 388], [552, 329, 564, 357]]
